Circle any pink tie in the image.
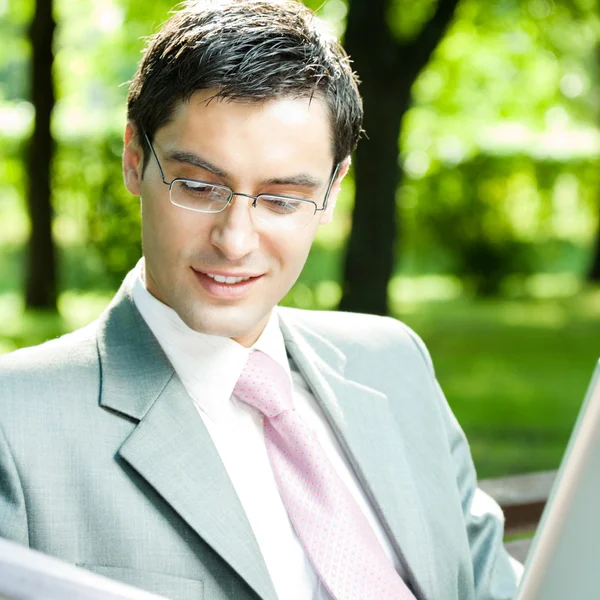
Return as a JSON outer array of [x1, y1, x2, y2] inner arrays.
[[234, 350, 417, 600]]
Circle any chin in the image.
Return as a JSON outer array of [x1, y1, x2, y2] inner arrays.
[[180, 308, 250, 339]]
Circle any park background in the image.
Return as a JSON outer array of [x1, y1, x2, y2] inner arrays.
[[1, 0, 600, 480]]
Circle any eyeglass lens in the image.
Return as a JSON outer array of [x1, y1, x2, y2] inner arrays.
[[169, 179, 318, 228]]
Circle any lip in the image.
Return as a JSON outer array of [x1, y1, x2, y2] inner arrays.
[[191, 268, 263, 298], [196, 269, 263, 278]]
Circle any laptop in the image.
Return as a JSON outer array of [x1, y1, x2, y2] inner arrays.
[[515, 359, 600, 599]]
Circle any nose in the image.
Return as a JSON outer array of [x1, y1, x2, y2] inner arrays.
[[210, 195, 260, 260]]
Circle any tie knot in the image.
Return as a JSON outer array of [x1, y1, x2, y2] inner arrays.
[[234, 350, 293, 418]]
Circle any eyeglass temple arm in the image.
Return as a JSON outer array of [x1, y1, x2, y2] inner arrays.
[[318, 163, 340, 212], [142, 131, 169, 185]]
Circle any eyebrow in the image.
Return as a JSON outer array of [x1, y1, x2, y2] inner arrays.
[[164, 150, 228, 179], [163, 149, 323, 189], [262, 173, 322, 188]]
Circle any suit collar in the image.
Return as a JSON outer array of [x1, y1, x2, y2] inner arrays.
[[131, 272, 292, 424], [96, 269, 172, 421]]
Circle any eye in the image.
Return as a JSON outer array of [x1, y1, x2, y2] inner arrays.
[[181, 180, 214, 195], [260, 197, 303, 214], [171, 180, 230, 211]]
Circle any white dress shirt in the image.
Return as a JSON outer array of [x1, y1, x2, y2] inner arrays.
[[132, 268, 406, 599]]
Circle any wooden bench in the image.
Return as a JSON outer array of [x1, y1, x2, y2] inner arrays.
[[479, 470, 557, 563]]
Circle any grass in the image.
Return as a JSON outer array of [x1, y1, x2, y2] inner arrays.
[[1, 244, 599, 479], [400, 292, 600, 478]]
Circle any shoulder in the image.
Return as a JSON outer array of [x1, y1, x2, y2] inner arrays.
[[0, 321, 98, 375], [278, 307, 434, 373], [278, 306, 406, 338], [0, 322, 100, 419]]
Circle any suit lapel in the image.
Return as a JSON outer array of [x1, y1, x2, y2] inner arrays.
[[96, 277, 277, 600], [118, 376, 277, 600], [279, 311, 442, 600]]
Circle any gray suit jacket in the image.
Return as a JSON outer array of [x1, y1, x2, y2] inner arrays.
[[0, 273, 518, 600]]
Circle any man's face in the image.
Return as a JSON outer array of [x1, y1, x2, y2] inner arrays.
[[123, 90, 346, 347]]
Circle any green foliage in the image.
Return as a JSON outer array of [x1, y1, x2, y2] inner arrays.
[[0, 135, 27, 241], [387, 0, 440, 42], [53, 133, 142, 287], [0, 0, 32, 102], [402, 153, 599, 293]]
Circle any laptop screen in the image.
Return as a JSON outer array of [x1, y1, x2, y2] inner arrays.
[[516, 360, 600, 600]]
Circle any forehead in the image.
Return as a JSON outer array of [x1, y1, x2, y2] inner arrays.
[[155, 90, 335, 177]]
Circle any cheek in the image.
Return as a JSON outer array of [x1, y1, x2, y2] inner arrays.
[[142, 198, 169, 248], [143, 195, 203, 245], [270, 229, 316, 273]]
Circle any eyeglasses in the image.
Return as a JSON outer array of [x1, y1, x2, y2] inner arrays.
[[143, 132, 339, 229]]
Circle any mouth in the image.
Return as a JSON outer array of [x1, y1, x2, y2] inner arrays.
[[205, 273, 253, 285], [191, 268, 263, 298]]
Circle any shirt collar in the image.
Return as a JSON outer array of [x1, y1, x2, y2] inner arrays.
[[132, 260, 291, 422]]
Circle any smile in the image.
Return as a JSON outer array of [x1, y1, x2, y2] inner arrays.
[[192, 268, 263, 298], [205, 273, 252, 284]]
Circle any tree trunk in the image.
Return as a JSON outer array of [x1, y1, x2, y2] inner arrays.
[[588, 213, 600, 281], [340, 0, 461, 314], [25, 0, 57, 310], [339, 81, 406, 315]]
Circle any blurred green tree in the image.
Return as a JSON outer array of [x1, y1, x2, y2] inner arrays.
[[339, 0, 461, 315], [398, 0, 600, 293]]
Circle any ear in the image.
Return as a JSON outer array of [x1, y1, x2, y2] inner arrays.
[[319, 157, 351, 225], [123, 122, 144, 196]]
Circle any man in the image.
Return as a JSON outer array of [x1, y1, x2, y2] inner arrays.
[[0, 1, 521, 598]]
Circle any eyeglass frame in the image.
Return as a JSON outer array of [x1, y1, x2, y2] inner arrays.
[[142, 131, 340, 224]]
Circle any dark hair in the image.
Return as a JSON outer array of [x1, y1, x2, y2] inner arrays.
[[126, 0, 363, 168]]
